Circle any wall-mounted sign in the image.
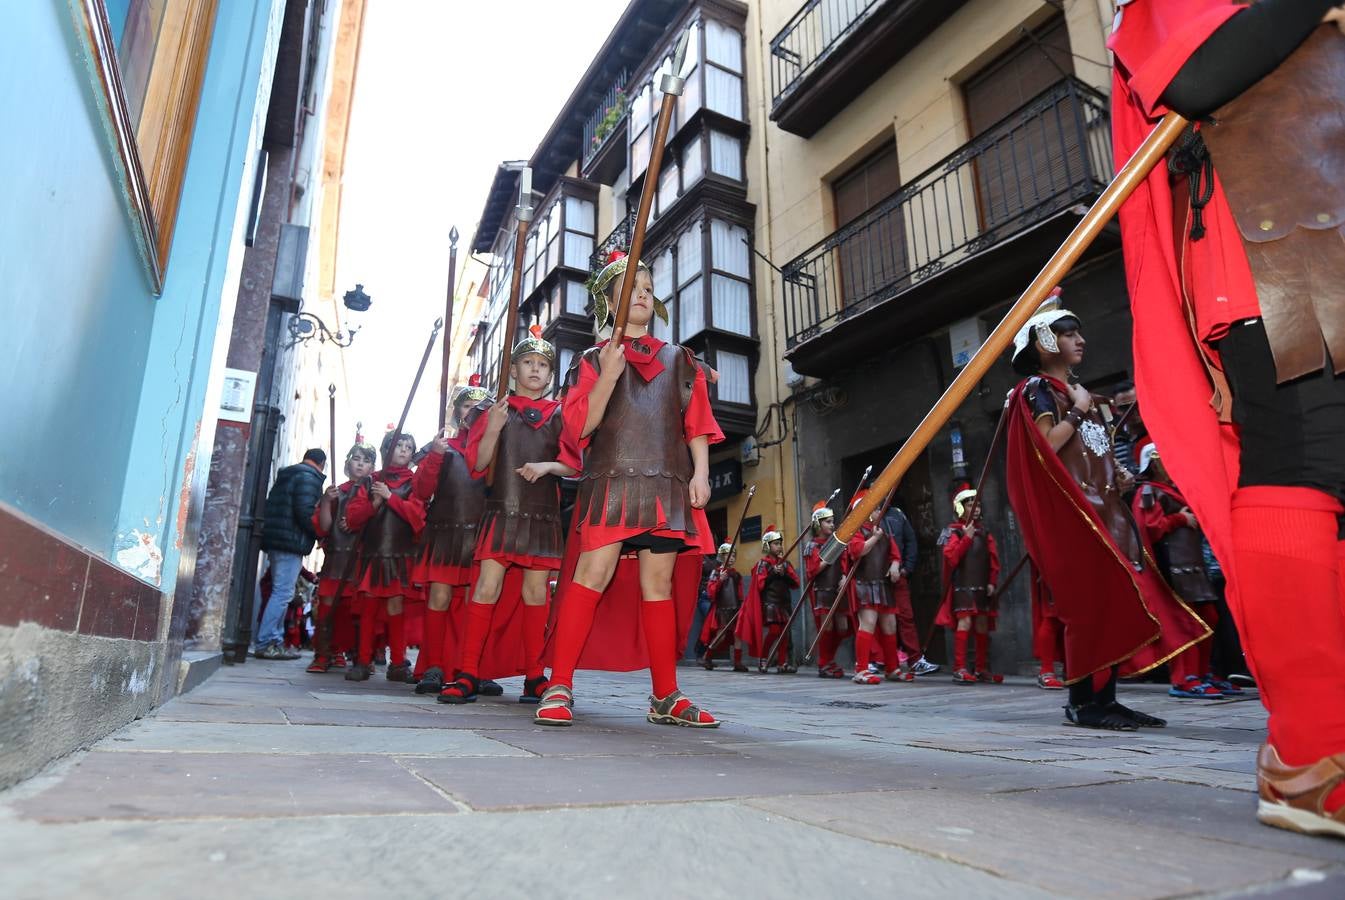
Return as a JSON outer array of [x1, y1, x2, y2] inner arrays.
[[741, 515, 763, 543], [219, 368, 257, 424], [708, 458, 744, 503]]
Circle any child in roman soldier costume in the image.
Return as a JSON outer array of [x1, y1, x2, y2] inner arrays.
[[306, 439, 378, 673], [936, 489, 1001, 685], [409, 375, 491, 694], [1109, 0, 1345, 837], [438, 326, 573, 705], [1004, 291, 1210, 729], [845, 493, 914, 685], [804, 501, 849, 678], [343, 428, 428, 682], [538, 252, 723, 727], [735, 527, 801, 673], [699, 543, 747, 671], [1132, 441, 1239, 701]]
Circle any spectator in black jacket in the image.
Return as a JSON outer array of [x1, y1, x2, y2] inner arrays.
[[255, 449, 326, 659], [882, 505, 939, 676]]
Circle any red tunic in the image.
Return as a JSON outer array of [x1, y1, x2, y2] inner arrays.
[[345, 467, 426, 599], [543, 337, 722, 673], [1107, 0, 1258, 666], [411, 434, 480, 587], [464, 395, 565, 570], [935, 525, 1002, 627], [1005, 377, 1209, 682], [733, 556, 800, 657], [312, 480, 359, 600], [844, 526, 903, 613]]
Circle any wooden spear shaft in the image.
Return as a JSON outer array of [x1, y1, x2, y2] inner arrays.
[[610, 33, 688, 337], [438, 227, 460, 432], [328, 384, 337, 486], [817, 111, 1189, 568]]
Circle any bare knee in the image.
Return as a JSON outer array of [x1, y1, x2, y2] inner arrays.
[[574, 545, 620, 592], [474, 561, 506, 604], [428, 583, 451, 611], [521, 569, 550, 606], [386, 595, 404, 616]]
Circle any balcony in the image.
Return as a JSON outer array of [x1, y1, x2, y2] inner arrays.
[[781, 78, 1114, 376], [580, 69, 629, 185], [770, 0, 969, 137]]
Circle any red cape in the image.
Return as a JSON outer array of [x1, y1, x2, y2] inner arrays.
[[733, 558, 798, 656], [1004, 378, 1209, 682], [542, 512, 701, 673]]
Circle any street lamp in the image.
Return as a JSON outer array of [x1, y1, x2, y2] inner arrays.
[[286, 284, 371, 348]]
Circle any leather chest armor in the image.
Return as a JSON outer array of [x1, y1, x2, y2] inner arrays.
[[713, 571, 741, 613], [360, 477, 417, 588], [423, 446, 486, 570], [1199, 25, 1345, 381], [855, 528, 893, 583], [952, 529, 992, 591], [1147, 485, 1218, 606], [480, 403, 565, 560], [573, 343, 698, 537], [1031, 379, 1142, 568], [317, 487, 359, 580]]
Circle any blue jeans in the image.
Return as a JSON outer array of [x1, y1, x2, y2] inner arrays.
[[255, 551, 302, 648]]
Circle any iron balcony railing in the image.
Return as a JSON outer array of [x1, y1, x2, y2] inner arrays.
[[591, 209, 635, 273], [770, 0, 888, 112], [781, 78, 1113, 350], [581, 69, 630, 169]]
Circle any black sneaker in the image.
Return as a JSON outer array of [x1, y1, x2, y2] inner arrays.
[[415, 666, 445, 694], [478, 679, 504, 697]]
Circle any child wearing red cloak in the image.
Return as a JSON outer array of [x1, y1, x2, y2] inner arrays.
[[538, 253, 723, 727], [306, 439, 377, 673]]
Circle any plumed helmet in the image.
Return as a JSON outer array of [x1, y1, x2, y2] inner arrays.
[[451, 372, 489, 409], [1011, 287, 1081, 363], [761, 524, 783, 552], [380, 425, 416, 465], [1137, 440, 1160, 475], [717, 542, 734, 559], [811, 500, 835, 526], [953, 488, 979, 519], [586, 249, 669, 336], [343, 440, 377, 477], [512, 324, 556, 364]]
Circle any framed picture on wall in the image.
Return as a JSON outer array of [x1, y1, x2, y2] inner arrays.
[[67, 0, 219, 293]]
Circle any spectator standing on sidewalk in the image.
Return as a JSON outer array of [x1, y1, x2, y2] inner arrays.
[[255, 449, 327, 659], [882, 503, 939, 676]]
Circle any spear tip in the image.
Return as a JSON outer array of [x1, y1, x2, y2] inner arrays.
[[328, 383, 336, 396], [449, 225, 459, 245], [434, 317, 445, 330]]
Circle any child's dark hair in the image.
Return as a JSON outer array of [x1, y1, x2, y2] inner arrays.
[[380, 431, 416, 462], [1012, 315, 1082, 377]]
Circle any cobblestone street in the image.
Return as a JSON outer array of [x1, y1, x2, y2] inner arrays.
[[4, 660, 1345, 898]]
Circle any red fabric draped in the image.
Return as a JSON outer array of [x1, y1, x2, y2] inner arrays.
[[1004, 378, 1210, 682]]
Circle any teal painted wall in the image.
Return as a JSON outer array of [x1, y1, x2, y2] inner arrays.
[[0, 0, 285, 594]]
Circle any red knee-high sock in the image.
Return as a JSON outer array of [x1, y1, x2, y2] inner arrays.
[[953, 629, 969, 670], [549, 584, 602, 688], [732, 645, 743, 667], [357, 607, 375, 666], [974, 632, 990, 672], [853, 629, 874, 674], [640, 599, 679, 699], [818, 628, 838, 668], [776, 625, 790, 666], [877, 631, 899, 674], [523, 602, 549, 680], [1197, 606, 1218, 676], [421, 608, 447, 672], [1035, 617, 1058, 674], [312, 603, 330, 653], [1232, 487, 1345, 790], [763, 624, 782, 665], [386, 610, 407, 666], [458, 600, 496, 677]]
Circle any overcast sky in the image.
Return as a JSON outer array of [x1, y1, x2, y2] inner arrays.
[[333, 0, 628, 446]]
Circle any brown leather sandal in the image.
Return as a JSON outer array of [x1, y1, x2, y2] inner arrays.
[[1256, 744, 1345, 839], [647, 690, 719, 728]]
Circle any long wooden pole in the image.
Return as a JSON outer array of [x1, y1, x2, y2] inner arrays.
[[610, 31, 689, 337], [495, 170, 533, 403], [817, 111, 1189, 568], [388, 318, 444, 459], [438, 226, 460, 432], [328, 384, 337, 486]]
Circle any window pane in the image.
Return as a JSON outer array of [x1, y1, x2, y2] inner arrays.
[[652, 247, 674, 303], [683, 135, 704, 188], [716, 350, 750, 404], [706, 19, 743, 73], [678, 64, 701, 124], [706, 68, 743, 120], [564, 232, 593, 270], [630, 82, 652, 134], [710, 131, 741, 180], [631, 130, 651, 176], [566, 279, 590, 315], [710, 219, 750, 277], [679, 275, 704, 338], [677, 220, 703, 284], [556, 348, 574, 397], [658, 162, 679, 215], [711, 275, 751, 335], [546, 236, 559, 273], [565, 196, 595, 235]]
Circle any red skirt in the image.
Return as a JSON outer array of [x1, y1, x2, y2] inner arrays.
[[474, 520, 561, 570], [414, 555, 476, 588], [317, 576, 357, 599]]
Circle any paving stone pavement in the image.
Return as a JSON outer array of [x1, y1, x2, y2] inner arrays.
[[3, 659, 1345, 899]]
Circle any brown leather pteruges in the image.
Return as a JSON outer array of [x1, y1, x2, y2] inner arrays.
[[422, 446, 486, 572]]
